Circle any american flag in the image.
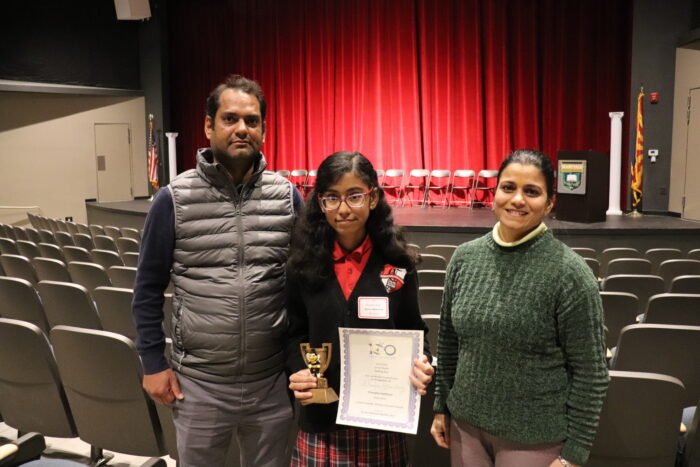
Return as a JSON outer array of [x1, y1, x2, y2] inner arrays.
[[147, 114, 159, 190]]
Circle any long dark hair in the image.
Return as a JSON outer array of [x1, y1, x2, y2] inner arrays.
[[288, 151, 416, 290]]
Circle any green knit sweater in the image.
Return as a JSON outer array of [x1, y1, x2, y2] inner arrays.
[[433, 229, 609, 465]]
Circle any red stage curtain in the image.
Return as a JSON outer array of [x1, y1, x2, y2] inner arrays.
[[169, 0, 632, 185]]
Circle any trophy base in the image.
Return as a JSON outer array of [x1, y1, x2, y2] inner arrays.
[[301, 378, 338, 405], [302, 388, 339, 405]]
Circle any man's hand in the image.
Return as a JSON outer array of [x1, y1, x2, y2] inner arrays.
[[431, 414, 450, 449], [409, 355, 434, 395], [289, 368, 317, 404], [143, 368, 184, 404]]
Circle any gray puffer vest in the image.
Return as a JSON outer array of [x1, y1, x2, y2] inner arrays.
[[168, 149, 294, 383]]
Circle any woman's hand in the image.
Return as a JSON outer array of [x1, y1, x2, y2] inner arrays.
[[430, 414, 450, 449], [289, 368, 317, 402], [409, 355, 434, 395]]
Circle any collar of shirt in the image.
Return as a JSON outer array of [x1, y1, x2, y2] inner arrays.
[[333, 235, 373, 300], [332, 235, 373, 264]]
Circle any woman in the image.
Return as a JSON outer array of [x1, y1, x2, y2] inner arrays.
[[430, 149, 608, 467], [286, 151, 434, 466]]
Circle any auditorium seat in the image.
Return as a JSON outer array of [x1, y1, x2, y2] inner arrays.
[[75, 223, 91, 235], [572, 247, 597, 259], [92, 287, 137, 340], [611, 323, 700, 408], [599, 247, 641, 277], [601, 274, 665, 314], [16, 240, 41, 259], [107, 266, 137, 289], [425, 244, 458, 263], [47, 218, 59, 233], [0, 318, 78, 438], [50, 326, 168, 459], [380, 169, 405, 205], [587, 370, 685, 467], [658, 259, 700, 288], [404, 169, 430, 206], [55, 219, 69, 233], [0, 224, 15, 240], [470, 169, 499, 208], [0, 254, 39, 285], [643, 293, 700, 326], [93, 235, 118, 252], [103, 226, 122, 241], [36, 281, 103, 330], [605, 258, 652, 277], [91, 249, 124, 269], [32, 257, 72, 283], [670, 275, 700, 294], [418, 286, 443, 315], [71, 233, 95, 251], [425, 170, 451, 207], [62, 245, 93, 263], [37, 243, 66, 263], [448, 169, 475, 207], [67, 262, 111, 291], [65, 221, 79, 235], [0, 432, 46, 466], [688, 249, 700, 261], [12, 226, 29, 241], [120, 227, 141, 241], [0, 238, 20, 255], [417, 270, 446, 287], [122, 251, 140, 267], [26, 212, 40, 230], [53, 231, 74, 248], [24, 227, 42, 244], [88, 224, 106, 238], [417, 253, 447, 270], [0, 277, 50, 333], [116, 237, 140, 254], [600, 291, 638, 349], [585, 258, 601, 279], [645, 248, 683, 273], [38, 229, 56, 245]]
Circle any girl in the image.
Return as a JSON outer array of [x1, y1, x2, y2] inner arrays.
[[286, 151, 434, 466]]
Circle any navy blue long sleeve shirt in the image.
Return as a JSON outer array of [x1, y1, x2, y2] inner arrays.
[[133, 185, 303, 374]]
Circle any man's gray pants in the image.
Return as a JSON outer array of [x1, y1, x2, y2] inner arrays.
[[172, 370, 293, 467]]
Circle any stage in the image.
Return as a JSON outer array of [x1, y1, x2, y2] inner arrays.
[[86, 200, 700, 252]]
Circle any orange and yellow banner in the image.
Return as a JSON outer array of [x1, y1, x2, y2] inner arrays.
[[630, 89, 644, 209]]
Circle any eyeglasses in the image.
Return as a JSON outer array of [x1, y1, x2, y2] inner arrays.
[[318, 189, 374, 211]]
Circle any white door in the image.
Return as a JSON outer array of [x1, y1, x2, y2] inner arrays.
[[95, 123, 133, 202]]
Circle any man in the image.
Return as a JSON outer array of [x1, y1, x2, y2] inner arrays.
[[133, 75, 302, 466]]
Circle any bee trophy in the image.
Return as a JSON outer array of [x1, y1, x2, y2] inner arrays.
[[300, 343, 339, 405]]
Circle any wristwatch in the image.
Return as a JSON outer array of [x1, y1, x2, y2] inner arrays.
[[558, 456, 573, 467]]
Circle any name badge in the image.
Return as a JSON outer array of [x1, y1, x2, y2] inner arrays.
[[357, 297, 389, 319]]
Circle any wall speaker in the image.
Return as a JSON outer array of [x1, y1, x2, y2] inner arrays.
[[114, 0, 151, 20]]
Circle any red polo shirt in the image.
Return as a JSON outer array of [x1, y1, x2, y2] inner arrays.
[[333, 235, 373, 300]]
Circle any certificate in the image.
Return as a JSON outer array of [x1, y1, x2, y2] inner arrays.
[[336, 327, 423, 434]]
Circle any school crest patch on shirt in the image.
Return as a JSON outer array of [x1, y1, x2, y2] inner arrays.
[[380, 264, 406, 293]]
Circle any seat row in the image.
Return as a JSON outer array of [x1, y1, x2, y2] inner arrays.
[[0, 318, 176, 465], [0, 227, 139, 256], [573, 246, 700, 276], [0, 276, 172, 340], [276, 168, 498, 207], [25, 213, 142, 241]]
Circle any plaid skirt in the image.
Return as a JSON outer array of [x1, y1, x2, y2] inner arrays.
[[291, 428, 409, 467]]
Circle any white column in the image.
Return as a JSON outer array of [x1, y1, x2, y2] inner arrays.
[[607, 112, 624, 215], [165, 132, 179, 182]]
